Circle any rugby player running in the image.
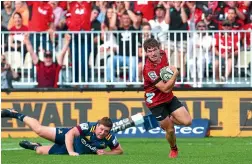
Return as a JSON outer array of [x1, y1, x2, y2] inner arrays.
[[142, 38, 192, 158]]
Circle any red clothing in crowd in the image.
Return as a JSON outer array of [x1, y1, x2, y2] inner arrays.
[[36, 61, 62, 88], [28, 2, 54, 31], [218, 19, 244, 30], [189, 8, 203, 24], [9, 25, 28, 32], [66, 1, 92, 31], [215, 33, 240, 54], [242, 23, 252, 47], [134, 1, 156, 21], [58, 1, 68, 11], [224, 3, 249, 20]]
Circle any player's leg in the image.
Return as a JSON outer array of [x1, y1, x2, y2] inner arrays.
[[36, 146, 53, 155], [19, 140, 52, 155], [170, 106, 192, 126], [149, 103, 178, 158], [169, 97, 192, 126], [169, 115, 183, 125], [159, 117, 176, 148], [23, 116, 56, 142], [1, 109, 56, 142]]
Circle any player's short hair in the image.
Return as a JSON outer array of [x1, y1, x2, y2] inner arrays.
[[97, 117, 113, 128], [143, 38, 160, 52]]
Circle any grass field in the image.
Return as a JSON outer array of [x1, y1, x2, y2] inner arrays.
[[1, 137, 252, 164]]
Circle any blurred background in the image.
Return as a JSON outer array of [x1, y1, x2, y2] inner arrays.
[[1, 1, 251, 89]]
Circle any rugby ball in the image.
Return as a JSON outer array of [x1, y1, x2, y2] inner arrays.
[[160, 66, 174, 81]]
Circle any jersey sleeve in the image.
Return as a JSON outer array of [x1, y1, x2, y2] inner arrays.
[[107, 135, 120, 150], [76, 122, 90, 136]]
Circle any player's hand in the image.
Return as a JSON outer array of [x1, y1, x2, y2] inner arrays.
[[69, 152, 79, 156], [96, 149, 105, 155], [169, 66, 179, 77]]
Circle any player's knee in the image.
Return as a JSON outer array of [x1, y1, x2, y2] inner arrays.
[[166, 127, 175, 135], [160, 118, 174, 130], [183, 118, 192, 126], [34, 126, 42, 135]]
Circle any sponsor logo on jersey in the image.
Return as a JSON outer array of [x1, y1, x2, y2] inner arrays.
[[148, 71, 158, 81], [81, 138, 97, 152]]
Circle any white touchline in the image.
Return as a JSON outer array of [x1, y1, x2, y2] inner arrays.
[[1, 148, 23, 151]]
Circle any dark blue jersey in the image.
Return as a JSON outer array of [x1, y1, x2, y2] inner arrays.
[[49, 122, 119, 155]]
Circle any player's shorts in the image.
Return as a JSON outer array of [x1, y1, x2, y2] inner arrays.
[[48, 128, 71, 155], [48, 143, 68, 155], [149, 96, 183, 121]]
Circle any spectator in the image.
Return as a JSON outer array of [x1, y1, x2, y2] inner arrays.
[[245, 3, 252, 24], [24, 34, 71, 88], [149, 3, 169, 44], [48, 1, 64, 30], [203, 9, 219, 31], [95, 1, 108, 23], [224, 7, 244, 30], [9, 12, 28, 58], [1, 54, 20, 89], [66, 1, 92, 83], [214, 20, 240, 81], [1, 16, 9, 54], [207, 1, 225, 22], [89, 6, 102, 67], [188, 21, 214, 87], [1, 1, 14, 29], [99, 6, 119, 65], [115, 1, 127, 28], [224, 1, 250, 22], [138, 22, 153, 81], [106, 11, 139, 82], [242, 14, 252, 49], [8, 1, 29, 30], [27, 2, 54, 53], [186, 1, 203, 30], [124, 2, 138, 29], [165, 1, 190, 78], [134, 10, 144, 29], [133, 1, 156, 21]]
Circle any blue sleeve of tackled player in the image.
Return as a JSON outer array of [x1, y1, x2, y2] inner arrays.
[[107, 135, 120, 150]]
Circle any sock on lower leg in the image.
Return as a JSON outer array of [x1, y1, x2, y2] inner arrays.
[[33, 145, 39, 151], [13, 113, 26, 122], [171, 145, 178, 151]]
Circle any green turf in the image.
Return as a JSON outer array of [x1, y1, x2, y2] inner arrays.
[[2, 137, 252, 164]]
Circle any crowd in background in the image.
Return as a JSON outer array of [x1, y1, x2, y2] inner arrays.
[[1, 1, 252, 89]]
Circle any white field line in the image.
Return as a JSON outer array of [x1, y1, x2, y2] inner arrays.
[[2, 148, 23, 151], [1, 143, 51, 151]]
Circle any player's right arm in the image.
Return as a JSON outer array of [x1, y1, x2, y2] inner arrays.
[[65, 122, 89, 156], [155, 66, 179, 93], [65, 127, 80, 156]]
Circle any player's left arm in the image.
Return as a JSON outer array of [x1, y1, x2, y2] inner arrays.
[[105, 136, 123, 155], [155, 66, 179, 93]]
